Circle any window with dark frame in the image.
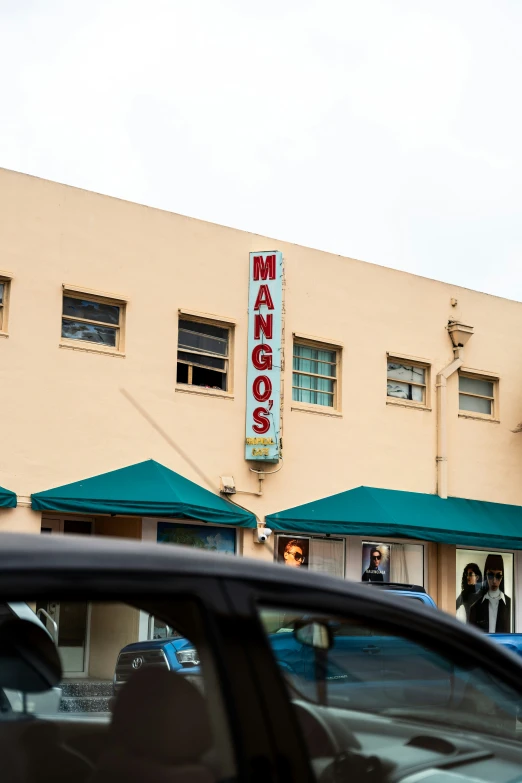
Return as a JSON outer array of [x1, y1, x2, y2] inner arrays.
[[292, 341, 338, 408], [176, 318, 230, 391], [459, 373, 495, 416], [387, 360, 427, 404], [61, 294, 123, 349]]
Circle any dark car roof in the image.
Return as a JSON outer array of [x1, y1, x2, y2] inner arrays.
[[0, 532, 437, 617], [0, 531, 363, 595]]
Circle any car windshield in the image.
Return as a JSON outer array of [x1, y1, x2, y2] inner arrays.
[[261, 607, 522, 745]]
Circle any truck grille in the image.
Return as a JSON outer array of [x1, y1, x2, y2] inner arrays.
[[114, 649, 169, 691]]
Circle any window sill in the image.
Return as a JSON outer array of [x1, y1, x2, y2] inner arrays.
[[0, 331, 8, 339], [458, 413, 500, 424], [386, 399, 431, 412], [291, 403, 342, 418], [59, 341, 125, 358], [175, 384, 234, 400]]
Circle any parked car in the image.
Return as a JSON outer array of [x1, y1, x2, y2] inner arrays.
[[2, 532, 522, 782], [360, 581, 522, 657]]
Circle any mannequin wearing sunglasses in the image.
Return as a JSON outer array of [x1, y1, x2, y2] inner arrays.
[[362, 547, 385, 583], [456, 562, 483, 622], [469, 554, 511, 633]]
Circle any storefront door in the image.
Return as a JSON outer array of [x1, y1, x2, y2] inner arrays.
[[39, 517, 93, 676]]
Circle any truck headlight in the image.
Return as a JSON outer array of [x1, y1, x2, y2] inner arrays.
[[176, 648, 200, 666]]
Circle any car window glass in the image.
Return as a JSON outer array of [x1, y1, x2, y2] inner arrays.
[[0, 599, 234, 782], [260, 605, 522, 779]]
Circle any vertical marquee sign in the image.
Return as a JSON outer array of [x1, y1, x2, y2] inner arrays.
[[245, 251, 283, 462]]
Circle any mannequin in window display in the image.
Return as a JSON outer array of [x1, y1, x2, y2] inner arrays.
[[468, 554, 511, 633], [456, 563, 483, 622]]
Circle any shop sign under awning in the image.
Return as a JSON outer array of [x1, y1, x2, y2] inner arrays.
[[266, 486, 522, 550]]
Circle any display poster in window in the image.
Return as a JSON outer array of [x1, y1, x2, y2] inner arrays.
[[276, 535, 310, 569], [455, 549, 513, 633], [361, 543, 391, 582], [157, 522, 236, 555]]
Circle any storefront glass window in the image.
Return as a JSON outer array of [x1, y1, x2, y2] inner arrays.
[[456, 549, 513, 633], [157, 521, 236, 555], [275, 535, 345, 578], [361, 541, 424, 585], [309, 538, 344, 578]]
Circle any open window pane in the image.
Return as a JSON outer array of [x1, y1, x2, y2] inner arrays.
[[62, 297, 120, 326], [176, 363, 189, 384], [192, 366, 226, 389], [459, 394, 492, 415], [178, 351, 226, 371], [179, 319, 228, 341], [61, 319, 117, 347], [177, 319, 230, 391], [178, 328, 228, 357]]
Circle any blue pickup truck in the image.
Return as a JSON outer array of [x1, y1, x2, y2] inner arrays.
[[113, 582, 522, 704]]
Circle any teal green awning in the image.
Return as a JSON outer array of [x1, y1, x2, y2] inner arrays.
[[0, 485, 17, 509], [32, 460, 256, 527], [266, 486, 522, 550]]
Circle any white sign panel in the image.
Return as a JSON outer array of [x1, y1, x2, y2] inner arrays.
[[245, 251, 283, 462]]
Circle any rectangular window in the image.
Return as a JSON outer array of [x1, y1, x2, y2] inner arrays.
[[275, 535, 345, 578], [0, 277, 10, 333], [459, 373, 495, 416], [309, 538, 345, 579], [157, 521, 236, 554], [387, 359, 428, 405], [176, 318, 231, 391], [361, 541, 424, 585], [292, 341, 339, 408], [61, 293, 124, 350]]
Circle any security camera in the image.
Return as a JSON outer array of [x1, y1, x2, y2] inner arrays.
[[254, 527, 273, 544]]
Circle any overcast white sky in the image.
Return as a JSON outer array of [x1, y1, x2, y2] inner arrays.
[[1, 0, 521, 299]]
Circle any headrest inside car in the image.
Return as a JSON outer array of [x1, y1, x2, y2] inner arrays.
[[0, 618, 62, 692]]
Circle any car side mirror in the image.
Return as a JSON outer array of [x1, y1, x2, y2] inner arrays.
[[294, 620, 333, 651]]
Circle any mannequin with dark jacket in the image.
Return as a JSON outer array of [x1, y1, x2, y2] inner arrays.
[[456, 562, 482, 622], [469, 553, 511, 634]]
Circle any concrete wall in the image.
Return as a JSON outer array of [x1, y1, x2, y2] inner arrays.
[[1, 167, 522, 540]]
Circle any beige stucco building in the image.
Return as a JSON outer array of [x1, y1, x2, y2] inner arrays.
[[2, 167, 522, 680]]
